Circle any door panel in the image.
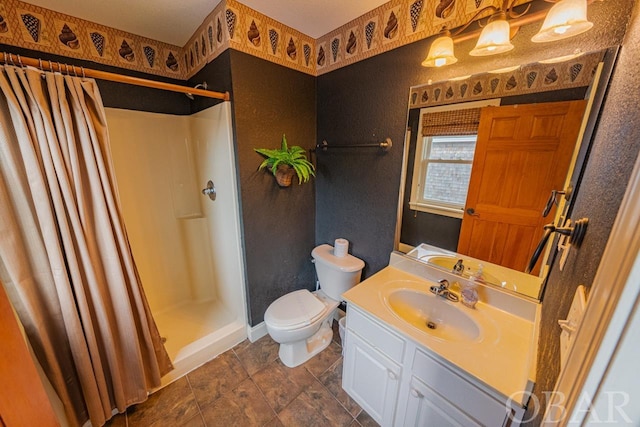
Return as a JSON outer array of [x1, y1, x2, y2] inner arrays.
[[458, 100, 587, 272], [0, 283, 59, 426]]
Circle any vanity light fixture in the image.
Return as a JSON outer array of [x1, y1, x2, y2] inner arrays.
[[422, 0, 528, 67], [532, 0, 593, 43], [469, 12, 514, 56], [421, 0, 596, 67], [422, 28, 458, 67]]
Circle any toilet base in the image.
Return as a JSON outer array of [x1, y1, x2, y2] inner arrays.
[[278, 318, 334, 368]]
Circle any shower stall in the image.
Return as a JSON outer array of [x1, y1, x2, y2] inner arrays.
[[106, 103, 247, 384]]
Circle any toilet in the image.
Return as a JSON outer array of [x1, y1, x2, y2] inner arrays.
[[264, 244, 364, 367]]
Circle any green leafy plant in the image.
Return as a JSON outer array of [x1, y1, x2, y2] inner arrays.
[[254, 134, 315, 184]]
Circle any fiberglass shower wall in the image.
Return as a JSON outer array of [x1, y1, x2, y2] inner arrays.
[[105, 103, 246, 350]]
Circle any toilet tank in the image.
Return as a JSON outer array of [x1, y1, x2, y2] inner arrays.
[[312, 244, 365, 301]]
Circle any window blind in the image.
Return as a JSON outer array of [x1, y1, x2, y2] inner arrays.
[[421, 108, 482, 136]]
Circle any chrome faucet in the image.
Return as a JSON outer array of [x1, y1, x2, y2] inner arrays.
[[452, 259, 465, 275], [429, 279, 459, 302]]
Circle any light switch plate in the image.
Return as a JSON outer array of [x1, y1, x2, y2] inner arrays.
[[559, 285, 587, 370]]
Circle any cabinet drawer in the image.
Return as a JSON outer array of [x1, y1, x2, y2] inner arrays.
[[412, 349, 507, 426], [347, 306, 405, 363], [404, 376, 484, 427]]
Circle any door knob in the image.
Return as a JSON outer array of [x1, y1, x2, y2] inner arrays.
[[202, 180, 216, 201], [466, 208, 479, 216]]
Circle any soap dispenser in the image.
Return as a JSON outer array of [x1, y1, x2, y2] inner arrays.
[[460, 266, 482, 308]]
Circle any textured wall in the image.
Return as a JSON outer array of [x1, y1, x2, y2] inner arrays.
[[229, 51, 316, 326], [524, 2, 640, 424], [217, 51, 317, 326], [316, 0, 634, 279], [230, 51, 317, 325], [315, 50, 409, 277]]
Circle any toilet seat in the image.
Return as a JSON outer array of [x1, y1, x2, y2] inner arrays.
[[264, 289, 329, 330]]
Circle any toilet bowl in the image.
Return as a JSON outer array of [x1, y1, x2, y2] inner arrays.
[[264, 244, 364, 368]]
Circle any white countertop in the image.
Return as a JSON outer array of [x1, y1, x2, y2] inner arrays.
[[342, 264, 540, 405]]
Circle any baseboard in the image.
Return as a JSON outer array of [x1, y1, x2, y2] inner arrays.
[[247, 321, 268, 342]]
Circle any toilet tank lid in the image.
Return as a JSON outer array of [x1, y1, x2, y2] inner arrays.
[[264, 289, 326, 328], [312, 244, 365, 273]]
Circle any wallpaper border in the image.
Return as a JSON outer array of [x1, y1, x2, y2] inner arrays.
[[0, 0, 544, 81]]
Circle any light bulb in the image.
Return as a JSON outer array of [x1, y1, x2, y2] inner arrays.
[[532, 0, 593, 43], [469, 14, 513, 57], [422, 30, 458, 67]]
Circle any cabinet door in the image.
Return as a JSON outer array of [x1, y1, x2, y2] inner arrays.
[[411, 349, 510, 426], [343, 330, 401, 426], [404, 377, 486, 427]]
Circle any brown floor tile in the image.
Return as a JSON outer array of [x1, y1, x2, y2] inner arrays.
[[232, 338, 252, 353], [356, 409, 380, 427], [187, 350, 248, 407], [233, 335, 279, 375], [182, 414, 206, 426], [319, 359, 361, 417], [277, 379, 354, 427], [104, 412, 126, 427], [252, 358, 316, 413], [200, 378, 275, 426], [263, 416, 285, 427], [303, 340, 343, 377], [127, 377, 199, 427]]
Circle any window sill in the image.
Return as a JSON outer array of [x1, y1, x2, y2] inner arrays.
[[409, 202, 464, 219]]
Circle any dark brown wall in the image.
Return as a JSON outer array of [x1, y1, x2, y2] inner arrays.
[[230, 51, 316, 326], [193, 51, 317, 326]]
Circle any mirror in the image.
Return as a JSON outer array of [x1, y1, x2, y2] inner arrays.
[[405, 243, 544, 299], [395, 48, 617, 300]]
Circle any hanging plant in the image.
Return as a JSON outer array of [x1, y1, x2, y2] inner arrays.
[[255, 134, 315, 187]]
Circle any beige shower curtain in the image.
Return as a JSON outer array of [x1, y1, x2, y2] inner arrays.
[[0, 65, 172, 426]]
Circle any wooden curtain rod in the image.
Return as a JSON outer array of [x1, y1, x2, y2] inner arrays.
[[0, 52, 230, 101]]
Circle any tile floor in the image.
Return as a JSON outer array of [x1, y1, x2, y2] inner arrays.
[[106, 321, 379, 427]]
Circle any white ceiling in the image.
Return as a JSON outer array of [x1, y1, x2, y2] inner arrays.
[[25, 0, 390, 46], [239, 0, 390, 39]]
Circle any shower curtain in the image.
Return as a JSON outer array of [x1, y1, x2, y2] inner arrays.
[[0, 65, 172, 426]]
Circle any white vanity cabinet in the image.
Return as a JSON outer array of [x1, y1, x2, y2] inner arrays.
[[343, 305, 523, 427], [342, 304, 404, 426]]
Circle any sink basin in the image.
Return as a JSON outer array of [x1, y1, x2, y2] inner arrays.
[[384, 288, 481, 342]]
